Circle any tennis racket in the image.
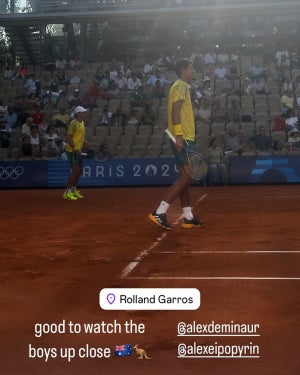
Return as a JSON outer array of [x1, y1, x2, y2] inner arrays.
[[165, 129, 209, 181], [81, 142, 100, 158]]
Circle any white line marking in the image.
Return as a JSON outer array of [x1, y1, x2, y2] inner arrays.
[[118, 233, 167, 279], [125, 276, 300, 280], [118, 232, 169, 279], [118, 194, 207, 279], [159, 250, 300, 254], [202, 192, 297, 198], [206, 194, 296, 197]]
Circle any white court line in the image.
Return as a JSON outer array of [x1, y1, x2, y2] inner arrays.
[[117, 232, 168, 279], [118, 194, 208, 279], [203, 194, 298, 200], [125, 276, 300, 281], [202, 190, 297, 196], [159, 250, 300, 254]]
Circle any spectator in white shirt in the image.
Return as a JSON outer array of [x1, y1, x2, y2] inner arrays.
[[275, 50, 289, 66], [55, 57, 67, 70], [127, 73, 142, 91], [287, 128, 300, 153], [30, 125, 41, 157], [204, 51, 216, 66], [69, 72, 81, 88], [117, 72, 128, 96], [217, 53, 229, 64], [109, 65, 118, 81], [214, 62, 228, 80], [285, 109, 298, 131], [24, 73, 37, 95], [144, 62, 154, 76]]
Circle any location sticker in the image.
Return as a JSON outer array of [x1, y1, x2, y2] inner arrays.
[[107, 293, 116, 305], [100, 288, 200, 310]]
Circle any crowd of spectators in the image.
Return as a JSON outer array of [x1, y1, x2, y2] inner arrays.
[[0, 45, 300, 170]]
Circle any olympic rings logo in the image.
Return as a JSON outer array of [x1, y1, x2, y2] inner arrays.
[[0, 166, 24, 180]]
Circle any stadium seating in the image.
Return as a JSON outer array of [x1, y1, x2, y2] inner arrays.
[[1, 41, 299, 162]]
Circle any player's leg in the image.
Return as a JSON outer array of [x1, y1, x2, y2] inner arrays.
[[179, 174, 205, 229], [63, 152, 83, 200], [149, 167, 191, 229], [149, 141, 192, 229], [148, 178, 183, 230], [64, 167, 79, 200], [71, 164, 84, 199], [164, 167, 191, 204], [64, 152, 77, 200], [176, 138, 205, 227]]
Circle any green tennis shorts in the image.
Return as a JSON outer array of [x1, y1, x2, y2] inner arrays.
[[170, 139, 195, 167], [66, 151, 83, 166]]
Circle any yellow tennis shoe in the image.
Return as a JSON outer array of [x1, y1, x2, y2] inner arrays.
[[72, 190, 84, 199], [63, 191, 77, 200]]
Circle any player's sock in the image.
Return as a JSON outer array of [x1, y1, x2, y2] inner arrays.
[[156, 201, 170, 215], [182, 206, 193, 220]]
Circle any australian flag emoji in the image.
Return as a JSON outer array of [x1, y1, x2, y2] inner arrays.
[[115, 344, 132, 357]]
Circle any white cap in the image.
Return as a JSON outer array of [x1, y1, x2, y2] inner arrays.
[[290, 128, 300, 134], [74, 106, 87, 114]]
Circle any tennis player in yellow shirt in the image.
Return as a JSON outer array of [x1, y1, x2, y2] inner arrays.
[[63, 106, 87, 200], [149, 59, 204, 229]]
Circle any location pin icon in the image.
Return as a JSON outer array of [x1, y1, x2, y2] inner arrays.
[[107, 293, 116, 305]]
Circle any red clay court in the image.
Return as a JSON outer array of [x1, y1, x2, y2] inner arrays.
[[1, 185, 300, 374]]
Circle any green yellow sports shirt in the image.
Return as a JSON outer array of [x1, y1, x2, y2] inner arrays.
[[167, 79, 195, 141], [65, 118, 85, 152]]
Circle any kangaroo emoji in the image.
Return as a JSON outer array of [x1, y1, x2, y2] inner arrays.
[[133, 344, 151, 359]]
